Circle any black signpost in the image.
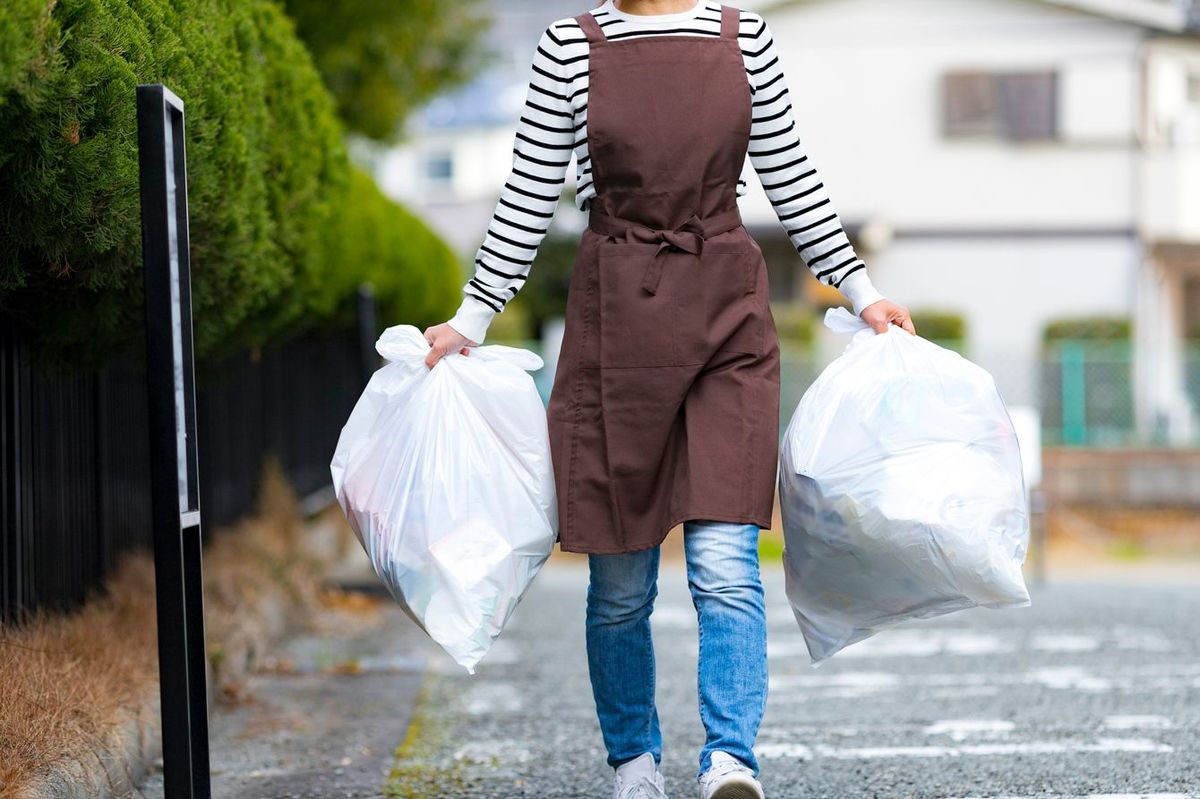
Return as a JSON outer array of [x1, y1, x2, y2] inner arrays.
[[356, 283, 379, 387], [136, 83, 212, 799]]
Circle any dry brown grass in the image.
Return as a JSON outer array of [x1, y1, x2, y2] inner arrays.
[[202, 464, 325, 690], [0, 459, 353, 797], [1040, 503, 1200, 578], [0, 555, 160, 796], [1048, 503, 1200, 544]]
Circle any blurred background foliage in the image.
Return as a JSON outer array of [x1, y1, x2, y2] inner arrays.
[[909, 310, 967, 342], [512, 233, 577, 339], [0, 0, 477, 370], [1043, 316, 1133, 344], [769, 302, 817, 347], [281, 0, 492, 143]]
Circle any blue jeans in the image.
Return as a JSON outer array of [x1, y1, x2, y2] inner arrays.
[[585, 519, 768, 780]]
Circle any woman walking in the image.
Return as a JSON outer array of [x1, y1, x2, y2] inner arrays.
[[425, 1, 914, 797]]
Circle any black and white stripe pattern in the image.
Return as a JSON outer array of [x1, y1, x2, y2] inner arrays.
[[447, 0, 884, 344]]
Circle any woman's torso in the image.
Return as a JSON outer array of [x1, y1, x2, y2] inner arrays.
[[532, 0, 770, 211]]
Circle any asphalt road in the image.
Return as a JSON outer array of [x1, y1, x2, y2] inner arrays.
[[389, 558, 1200, 799]]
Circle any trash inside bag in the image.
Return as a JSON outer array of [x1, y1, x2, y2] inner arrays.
[[330, 325, 557, 673], [779, 308, 1030, 665]]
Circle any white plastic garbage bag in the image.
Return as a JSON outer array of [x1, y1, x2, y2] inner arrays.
[[779, 308, 1030, 665], [330, 325, 557, 673]]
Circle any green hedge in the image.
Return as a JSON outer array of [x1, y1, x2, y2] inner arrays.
[[0, 0, 458, 369], [317, 166, 460, 333], [909, 310, 966, 341], [1043, 316, 1131, 345], [768, 302, 816, 346]]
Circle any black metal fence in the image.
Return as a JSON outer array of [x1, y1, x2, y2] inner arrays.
[[1, 316, 369, 622]]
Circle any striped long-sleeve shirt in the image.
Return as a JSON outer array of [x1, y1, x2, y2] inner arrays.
[[446, 0, 885, 345]]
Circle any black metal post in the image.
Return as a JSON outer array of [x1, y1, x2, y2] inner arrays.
[[0, 316, 30, 621], [93, 367, 110, 586], [136, 82, 211, 799], [356, 283, 379, 388]]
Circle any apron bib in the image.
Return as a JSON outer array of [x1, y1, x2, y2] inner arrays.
[[546, 3, 781, 554]]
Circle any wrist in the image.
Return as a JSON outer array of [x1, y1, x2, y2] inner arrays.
[[446, 295, 496, 344], [839, 270, 886, 316]]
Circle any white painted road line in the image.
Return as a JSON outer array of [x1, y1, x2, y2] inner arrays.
[[768, 662, 1200, 698], [1102, 715, 1173, 730], [923, 719, 1016, 739], [941, 794, 1192, 799], [756, 737, 1174, 760], [764, 625, 1177, 659]]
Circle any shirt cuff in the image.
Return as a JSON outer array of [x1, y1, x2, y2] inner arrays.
[[445, 295, 496, 344], [838, 269, 887, 317]]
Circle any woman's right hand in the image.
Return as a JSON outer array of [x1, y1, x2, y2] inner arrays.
[[422, 323, 476, 370]]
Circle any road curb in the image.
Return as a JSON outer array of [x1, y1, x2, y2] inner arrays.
[[13, 692, 161, 799]]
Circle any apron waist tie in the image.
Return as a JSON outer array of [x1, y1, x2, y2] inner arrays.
[[588, 205, 744, 295]]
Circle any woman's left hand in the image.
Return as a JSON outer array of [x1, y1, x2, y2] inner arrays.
[[860, 299, 916, 336]]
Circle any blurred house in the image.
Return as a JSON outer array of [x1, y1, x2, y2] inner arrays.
[[374, 0, 595, 251], [746, 0, 1200, 447], [375, 0, 1200, 445]]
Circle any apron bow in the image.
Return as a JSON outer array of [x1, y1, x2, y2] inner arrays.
[[641, 213, 705, 295]]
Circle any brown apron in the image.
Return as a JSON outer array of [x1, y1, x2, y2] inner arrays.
[[546, 4, 781, 554]]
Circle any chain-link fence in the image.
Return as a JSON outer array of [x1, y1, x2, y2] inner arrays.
[[1041, 341, 1136, 447]]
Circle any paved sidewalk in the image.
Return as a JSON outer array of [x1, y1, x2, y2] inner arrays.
[[138, 593, 434, 799], [391, 559, 1200, 799]]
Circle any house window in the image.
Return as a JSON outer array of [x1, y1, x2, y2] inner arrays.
[[423, 152, 454, 182], [1185, 277, 1200, 341], [943, 70, 1058, 141], [1188, 72, 1200, 106]]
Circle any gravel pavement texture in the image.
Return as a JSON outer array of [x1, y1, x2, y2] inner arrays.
[[390, 558, 1199, 799], [136, 555, 1200, 798]]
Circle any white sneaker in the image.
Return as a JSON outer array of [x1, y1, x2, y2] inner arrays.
[[613, 752, 668, 799], [697, 751, 764, 799]]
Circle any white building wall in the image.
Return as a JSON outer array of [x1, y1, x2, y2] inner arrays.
[[862, 233, 1140, 407], [1140, 40, 1200, 244], [1134, 256, 1198, 444], [1134, 39, 1200, 443], [739, 0, 1144, 230], [744, 0, 1152, 430]]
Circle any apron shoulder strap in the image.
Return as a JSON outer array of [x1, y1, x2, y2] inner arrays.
[[720, 5, 739, 40], [575, 11, 607, 44]]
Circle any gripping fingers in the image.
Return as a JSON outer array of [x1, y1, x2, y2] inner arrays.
[[421, 330, 471, 370], [889, 306, 916, 336]]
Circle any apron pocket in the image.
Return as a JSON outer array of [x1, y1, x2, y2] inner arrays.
[[597, 241, 681, 368], [681, 242, 766, 361]]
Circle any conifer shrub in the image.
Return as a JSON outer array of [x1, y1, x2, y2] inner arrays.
[[0, 0, 458, 369]]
